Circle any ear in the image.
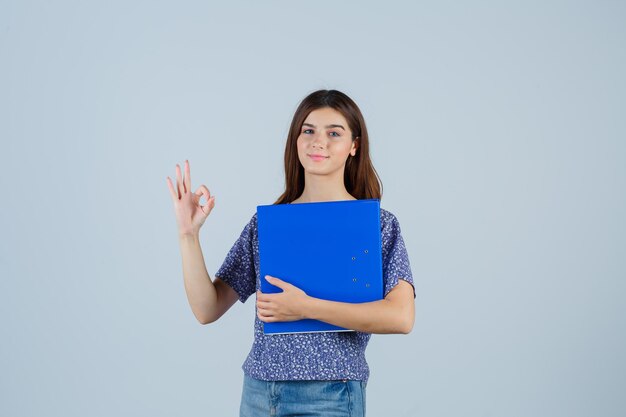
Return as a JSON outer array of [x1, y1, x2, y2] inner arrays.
[[351, 136, 360, 156]]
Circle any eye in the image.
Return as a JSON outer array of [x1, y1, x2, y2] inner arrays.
[[329, 131, 340, 137], [303, 129, 313, 134]]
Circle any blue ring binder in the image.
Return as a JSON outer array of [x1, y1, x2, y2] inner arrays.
[[257, 199, 383, 334]]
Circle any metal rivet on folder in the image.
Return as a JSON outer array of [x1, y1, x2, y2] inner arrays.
[[352, 256, 356, 261], [364, 249, 368, 254], [353, 278, 357, 282], [365, 283, 370, 288]]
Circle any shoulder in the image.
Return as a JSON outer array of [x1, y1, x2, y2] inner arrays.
[[246, 212, 258, 235], [379, 207, 406, 253], [380, 207, 402, 233]]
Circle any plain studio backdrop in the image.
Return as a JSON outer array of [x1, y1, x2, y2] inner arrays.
[[1, 1, 624, 416]]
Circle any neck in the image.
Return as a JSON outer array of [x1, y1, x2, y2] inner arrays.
[[293, 171, 355, 203]]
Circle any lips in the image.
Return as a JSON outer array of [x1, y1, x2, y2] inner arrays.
[[308, 154, 329, 161]]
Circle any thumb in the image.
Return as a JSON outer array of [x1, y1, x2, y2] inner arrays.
[[201, 195, 216, 215], [265, 275, 289, 289]]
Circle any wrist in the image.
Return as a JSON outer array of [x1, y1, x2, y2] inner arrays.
[[179, 232, 200, 242], [301, 295, 318, 320]]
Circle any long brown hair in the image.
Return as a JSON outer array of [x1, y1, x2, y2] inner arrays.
[[273, 89, 383, 205]]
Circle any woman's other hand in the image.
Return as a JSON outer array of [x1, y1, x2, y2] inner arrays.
[[166, 160, 216, 237], [256, 276, 310, 322]]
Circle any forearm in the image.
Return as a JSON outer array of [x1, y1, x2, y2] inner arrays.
[[179, 233, 217, 324], [302, 296, 413, 334]]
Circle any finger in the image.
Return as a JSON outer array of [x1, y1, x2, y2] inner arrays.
[[166, 177, 178, 201], [194, 185, 209, 206], [195, 185, 215, 215], [257, 290, 278, 302], [184, 159, 191, 194], [257, 311, 275, 322], [256, 299, 272, 309], [256, 304, 273, 314], [256, 292, 273, 302], [175, 164, 185, 197], [257, 309, 268, 321]]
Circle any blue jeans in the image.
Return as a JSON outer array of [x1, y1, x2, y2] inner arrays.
[[239, 374, 367, 417]]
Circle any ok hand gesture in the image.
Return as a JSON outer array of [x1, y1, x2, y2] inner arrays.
[[166, 160, 215, 237]]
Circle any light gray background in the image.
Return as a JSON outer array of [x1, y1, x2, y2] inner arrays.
[[1, 1, 624, 416]]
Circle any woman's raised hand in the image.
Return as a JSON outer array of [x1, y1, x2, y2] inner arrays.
[[166, 160, 215, 237]]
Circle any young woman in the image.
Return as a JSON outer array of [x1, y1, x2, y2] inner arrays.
[[167, 89, 415, 417]]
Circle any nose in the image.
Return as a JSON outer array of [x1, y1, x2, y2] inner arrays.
[[311, 135, 325, 149]]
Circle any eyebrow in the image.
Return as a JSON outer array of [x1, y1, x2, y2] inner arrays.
[[302, 123, 346, 131]]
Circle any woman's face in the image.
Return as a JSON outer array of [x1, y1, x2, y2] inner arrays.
[[296, 107, 358, 177]]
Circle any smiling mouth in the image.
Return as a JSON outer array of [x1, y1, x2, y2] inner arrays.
[[308, 154, 329, 161]]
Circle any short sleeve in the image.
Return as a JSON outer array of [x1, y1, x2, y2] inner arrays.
[[215, 213, 257, 303], [381, 211, 416, 298]]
